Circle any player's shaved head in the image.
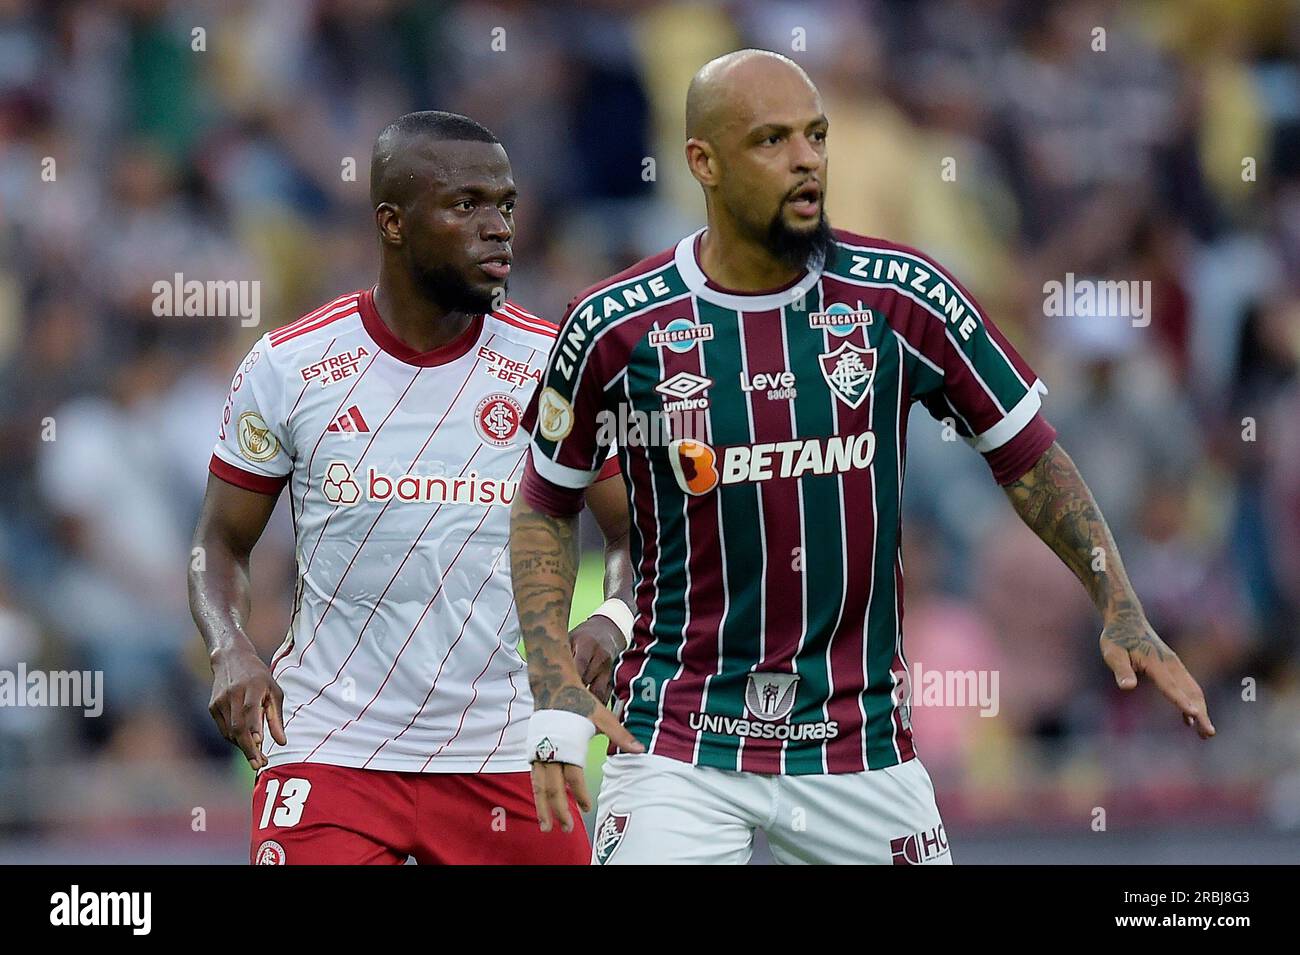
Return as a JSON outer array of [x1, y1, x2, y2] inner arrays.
[[369, 111, 501, 208], [685, 49, 817, 142]]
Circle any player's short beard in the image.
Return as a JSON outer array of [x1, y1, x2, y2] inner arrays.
[[411, 260, 502, 315], [766, 209, 835, 273]]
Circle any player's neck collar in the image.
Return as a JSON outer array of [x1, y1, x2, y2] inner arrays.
[[360, 286, 485, 368], [675, 227, 824, 312]]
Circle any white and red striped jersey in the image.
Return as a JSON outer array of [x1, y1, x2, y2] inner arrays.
[[210, 287, 562, 773]]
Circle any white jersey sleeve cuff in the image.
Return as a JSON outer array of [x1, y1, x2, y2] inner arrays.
[[530, 444, 600, 489], [969, 379, 1048, 453]]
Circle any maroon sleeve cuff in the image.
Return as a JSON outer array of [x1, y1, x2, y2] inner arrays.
[[983, 414, 1057, 485], [595, 452, 621, 482], [209, 454, 289, 496], [520, 453, 586, 517]]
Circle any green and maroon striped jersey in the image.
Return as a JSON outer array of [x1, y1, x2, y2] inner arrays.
[[521, 228, 1056, 775]]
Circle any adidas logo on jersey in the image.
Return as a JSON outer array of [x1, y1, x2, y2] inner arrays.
[[667, 432, 876, 495], [325, 405, 370, 433]]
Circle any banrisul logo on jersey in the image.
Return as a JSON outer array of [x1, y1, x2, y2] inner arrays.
[[320, 462, 518, 507], [689, 672, 839, 741], [667, 432, 876, 495]]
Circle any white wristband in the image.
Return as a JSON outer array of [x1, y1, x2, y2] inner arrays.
[[527, 708, 596, 765], [590, 598, 635, 649]]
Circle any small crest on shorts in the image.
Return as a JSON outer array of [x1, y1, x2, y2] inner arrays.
[[594, 812, 629, 865], [255, 839, 286, 865]]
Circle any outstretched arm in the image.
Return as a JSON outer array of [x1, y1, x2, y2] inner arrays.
[[1002, 442, 1215, 738]]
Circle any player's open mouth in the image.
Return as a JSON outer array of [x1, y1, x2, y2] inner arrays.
[[478, 254, 512, 279], [787, 182, 821, 218]]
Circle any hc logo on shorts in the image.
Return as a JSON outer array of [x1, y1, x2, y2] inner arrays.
[[890, 825, 949, 865], [744, 672, 800, 722]]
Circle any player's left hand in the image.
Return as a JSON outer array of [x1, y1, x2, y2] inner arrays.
[[1099, 613, 1215, 739], [569, 616, 624, 704], [531, 702, 642, 834]]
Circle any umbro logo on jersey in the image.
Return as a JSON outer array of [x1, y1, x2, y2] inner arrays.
[[325, 405, 370, 433], [655, 372, 712, 412], [818, 341, 877, 409], [655, 371, 711, 400], [668, 432, 876, 495], [648, 318, 713, 353]]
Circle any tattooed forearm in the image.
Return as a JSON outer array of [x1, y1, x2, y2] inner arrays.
[[510, 496, 599, 716], [1003, 442, 1128, 611], [1003, 442, 1168, 661]]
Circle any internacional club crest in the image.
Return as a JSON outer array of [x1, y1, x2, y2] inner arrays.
[[818, 340, 877, 409], [254, 839, 286, 865], [474, 392, 523, 447]]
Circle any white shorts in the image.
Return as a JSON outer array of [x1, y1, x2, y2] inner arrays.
[[591, 752, 951, 865]]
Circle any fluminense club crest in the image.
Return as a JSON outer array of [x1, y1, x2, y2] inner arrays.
[[594, 812, 630, 864], [818, 340, 877, 409], [533, 736, 558, 762]]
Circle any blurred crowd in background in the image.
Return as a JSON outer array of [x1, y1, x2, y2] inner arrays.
[[0, 0, 1297, 857]]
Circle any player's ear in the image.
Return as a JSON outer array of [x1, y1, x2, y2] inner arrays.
[[375, 203, 403, 246], [685, 138, 718, 188]]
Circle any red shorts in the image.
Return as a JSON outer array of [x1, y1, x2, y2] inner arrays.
[[250, 762, 589, 865]]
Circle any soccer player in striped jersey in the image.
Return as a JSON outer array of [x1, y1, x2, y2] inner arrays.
[[510, 51, 1215, 865], [188, 112, 634, 865]]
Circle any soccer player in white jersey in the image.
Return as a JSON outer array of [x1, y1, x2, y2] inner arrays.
[[188, 112, 633, 865]]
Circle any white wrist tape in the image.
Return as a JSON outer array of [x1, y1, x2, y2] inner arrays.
[[590, 598, 634, 649], [527, 708, 596, 765]]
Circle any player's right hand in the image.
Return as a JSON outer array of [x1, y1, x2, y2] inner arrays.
[[208, 644, 287, 770], [531, 703, 642, 834]]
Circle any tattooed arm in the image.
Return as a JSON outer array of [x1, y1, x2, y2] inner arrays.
[[569, 474, 636, 704], [510, 494, 643, 831], [1003, 442, 1215, 738]]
